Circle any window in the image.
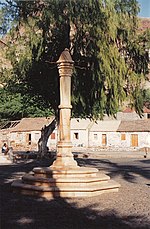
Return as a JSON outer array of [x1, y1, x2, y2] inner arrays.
[[74, 132, 79, 139], [94, 134, 98, 140], [51, 133, 55, 139], [121, 134, 126, 140], [147, 113, 150, 119]]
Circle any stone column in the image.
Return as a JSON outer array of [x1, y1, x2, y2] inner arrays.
[[52, 49, 77, 168], [11, 49, 120, 198]]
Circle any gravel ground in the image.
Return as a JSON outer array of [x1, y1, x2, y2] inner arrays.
[[0, 157, 150, 229]]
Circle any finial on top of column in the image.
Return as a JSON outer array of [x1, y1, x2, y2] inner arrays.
[[57, 48, 74, 64]]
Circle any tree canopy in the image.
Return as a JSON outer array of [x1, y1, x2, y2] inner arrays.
[[0, 0, 149, 121]]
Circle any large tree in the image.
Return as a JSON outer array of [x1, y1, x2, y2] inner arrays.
[[0, 0, 149, 155]]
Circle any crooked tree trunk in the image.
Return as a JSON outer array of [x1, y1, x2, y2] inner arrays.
[[38, 118, 57, 158]]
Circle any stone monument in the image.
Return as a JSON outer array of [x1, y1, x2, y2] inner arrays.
[[12, 49, 120, 198]]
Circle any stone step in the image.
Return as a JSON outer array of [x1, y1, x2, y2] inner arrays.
[[22, 173, 110, 187], [12, 178, 120, 198], [33, 166, 99, 178]]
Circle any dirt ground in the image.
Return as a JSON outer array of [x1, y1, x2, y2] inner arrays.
[[0, 157, 150, 229]]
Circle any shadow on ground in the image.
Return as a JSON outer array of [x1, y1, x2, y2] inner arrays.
[[77, 158, 150, 183], [1, 195, 149, 229], [0, 158, 150, 229]]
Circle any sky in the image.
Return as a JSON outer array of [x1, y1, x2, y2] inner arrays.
[[138, 0, 150, 17]]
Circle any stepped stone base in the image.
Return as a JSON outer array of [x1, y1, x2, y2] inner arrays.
[[12, 166, 120, 198]]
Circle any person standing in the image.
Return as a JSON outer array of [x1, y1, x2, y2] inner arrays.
[[1, 143, 9, 155], [144, 135, 150, 158]]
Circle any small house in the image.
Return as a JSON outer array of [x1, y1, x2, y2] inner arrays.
[[117, 120, 150, 149], [89, 120, 121, 149], [4, 117, 55, 151], [71, 118, 92, 148]]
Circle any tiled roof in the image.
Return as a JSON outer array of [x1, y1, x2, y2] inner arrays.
[[90, 120, 121, 132], [123, 107, 150, 113], [144, 107, 150, 113], [3, 117, 150, 133], [117, 120, 150, 132], [10, 117, 55, 132], [123, 108, 134, 113]]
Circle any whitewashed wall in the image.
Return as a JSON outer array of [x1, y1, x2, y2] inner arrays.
[[89, 131, 150, 149], [1, 127, 149, 151], [47, 128, 89, 149], [71, 129, 89, 147], [89, 132, 121, 148]]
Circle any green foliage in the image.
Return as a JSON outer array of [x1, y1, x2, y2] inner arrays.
[[144, 89, 150, 100], [1, 0, 149, 120], [0, 87, 23, 120], [0, 87, 53, 121]]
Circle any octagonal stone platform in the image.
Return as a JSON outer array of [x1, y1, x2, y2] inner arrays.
[[12, 166, 120, 198]]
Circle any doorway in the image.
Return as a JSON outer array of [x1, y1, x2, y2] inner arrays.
[[131, 134, 138, 147], [102, 134, 107, 146]]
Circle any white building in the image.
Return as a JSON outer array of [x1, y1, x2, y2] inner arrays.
[[89, 120, 121, 149], [117, 120, 150, 149], [0, 117, 55, 151], [70, 118, 92, 148], [0, 117, 150, 152]]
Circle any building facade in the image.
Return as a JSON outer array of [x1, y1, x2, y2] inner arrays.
[[0, 117, 150, 152]]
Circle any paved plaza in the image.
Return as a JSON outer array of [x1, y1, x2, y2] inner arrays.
[[0, 155, 150, 229]]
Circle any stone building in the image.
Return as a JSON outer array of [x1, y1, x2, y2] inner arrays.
[[117, 120, 150, 149], [88, 119, 150, 150], [0, 117, 150, 152], [0, 117, 55, 151], [89, 120, 121, 149], [70, 118, 92, 148]]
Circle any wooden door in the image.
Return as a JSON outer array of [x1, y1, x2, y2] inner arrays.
[[102, 134, 107, 146], [26, 133, 31, 145], [131, 134, 138, 147]]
